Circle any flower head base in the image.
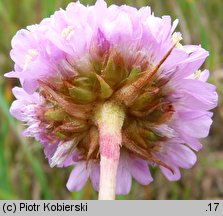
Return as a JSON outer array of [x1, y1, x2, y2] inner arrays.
[[6, 0, 217, 198]]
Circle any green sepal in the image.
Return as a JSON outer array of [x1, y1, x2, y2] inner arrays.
[[102, 55, 128, 87], [141, 129, 161, 141], [131, 88, 160, 110], [96, 74, 113, 99], [68, 86, 96, 103], [55, 131, 68, 139], [72, 74, 97, 89], [126, 67, 141, 84], [44, 109, 69, 122]]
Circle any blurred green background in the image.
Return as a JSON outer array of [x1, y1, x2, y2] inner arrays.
[[0, 0, 223, 200]]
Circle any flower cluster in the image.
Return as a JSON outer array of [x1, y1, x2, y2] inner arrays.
[[6, 0, 217, 195]]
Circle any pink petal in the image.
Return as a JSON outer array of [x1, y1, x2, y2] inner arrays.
[[66, 162, 90, 191], [116, 160, 132, 195], [90, 163, 100, 192], [161, 165, 181, 181], [130, 157, 153, 185], [166, 144, 197, 169]]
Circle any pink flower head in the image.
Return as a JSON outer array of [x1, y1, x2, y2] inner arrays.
[[6, 0, 217, 196]]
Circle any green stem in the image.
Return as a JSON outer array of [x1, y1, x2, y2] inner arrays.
[[96, 101, 125, 200]]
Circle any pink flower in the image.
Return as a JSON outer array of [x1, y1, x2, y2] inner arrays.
[[6, 0, 217, 198]]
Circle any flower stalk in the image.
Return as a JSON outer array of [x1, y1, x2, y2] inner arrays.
[[96, 101, 125, 200]]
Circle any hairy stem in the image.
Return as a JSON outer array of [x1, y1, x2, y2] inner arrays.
[[96, 101, 125, 200]]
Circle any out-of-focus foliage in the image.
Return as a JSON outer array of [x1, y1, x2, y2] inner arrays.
[[0, 0, 222, 200]]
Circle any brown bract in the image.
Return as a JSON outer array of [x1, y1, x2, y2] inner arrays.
[[37, 42, 178, 172]]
